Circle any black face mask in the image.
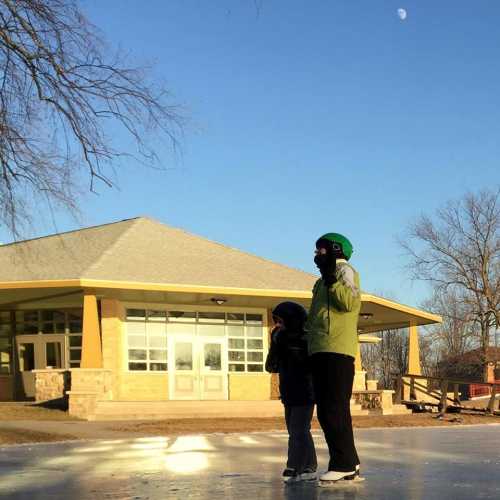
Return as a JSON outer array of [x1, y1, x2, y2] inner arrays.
[[314, 243, 338, 286], [314, 252, 330, 272]]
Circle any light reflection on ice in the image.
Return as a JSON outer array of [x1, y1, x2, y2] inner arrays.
[[164, 452, 209, 474]]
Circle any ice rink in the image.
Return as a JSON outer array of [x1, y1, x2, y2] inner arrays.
[[1, 424, 499, 499]]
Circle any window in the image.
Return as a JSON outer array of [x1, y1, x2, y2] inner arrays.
[[0, 313, 11, 374], [12, 309, 83, 368], [126, 309, 168, 371], [125, 308, 265, 373], [67, 309, 83, 367], [168, 311, 196, 323], [198, 312, 225, 323], [228, 313, 264, 373], [15, 311, 39, 334]]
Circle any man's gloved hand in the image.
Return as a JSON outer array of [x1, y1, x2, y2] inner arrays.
[[314, 248, 337, 288], [321, 257, 337, 287]]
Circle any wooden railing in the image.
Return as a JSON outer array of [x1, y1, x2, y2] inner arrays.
[[393, 373, 500, 416]]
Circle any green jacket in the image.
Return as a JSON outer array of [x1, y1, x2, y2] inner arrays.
[[305, 259, 361, 358]]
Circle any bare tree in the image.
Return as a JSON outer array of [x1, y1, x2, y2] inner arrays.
[[362, 327, 439, 389], [422, 289, 478, 364], [400, 188, 500, 380], [0, 0, 183, 236], [361, 328, 408, 388]]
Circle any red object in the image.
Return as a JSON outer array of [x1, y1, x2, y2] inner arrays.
[[469, 380, 500, 398]]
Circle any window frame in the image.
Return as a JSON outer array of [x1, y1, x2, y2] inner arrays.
[[124, 304, 268, 374]]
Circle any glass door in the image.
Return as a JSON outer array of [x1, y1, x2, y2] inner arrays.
[[45, 340, 64, 369], [17, 340, 36, 399], [199, 337, 228, 400], [168, 336, 198, 400], [16, 335, 66, 399]]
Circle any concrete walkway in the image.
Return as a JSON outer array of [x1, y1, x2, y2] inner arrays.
[[1, 425, 499, 499]]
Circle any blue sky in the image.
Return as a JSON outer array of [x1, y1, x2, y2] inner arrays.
[[3, 1, 500, 308]]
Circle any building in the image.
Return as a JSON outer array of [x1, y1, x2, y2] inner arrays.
[[0, 217, 441, 419], [437, 347, 500, 398]]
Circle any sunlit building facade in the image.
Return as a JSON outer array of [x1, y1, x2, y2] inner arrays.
[[0, 218, 440, 419]]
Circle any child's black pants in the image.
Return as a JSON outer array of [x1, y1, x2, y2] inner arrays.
[[284, 404, 317, 473]]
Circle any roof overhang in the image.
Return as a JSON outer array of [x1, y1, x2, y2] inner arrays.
[[0, 280, 442, 330]]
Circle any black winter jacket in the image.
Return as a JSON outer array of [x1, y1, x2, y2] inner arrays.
[[265, 328, 315, 406]]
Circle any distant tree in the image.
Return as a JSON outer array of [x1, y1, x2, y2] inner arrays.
[[0, 0, 183, 236], [361, 328, 408, 388], [422, 289, 478, 364], [400, 188, 500, 381]]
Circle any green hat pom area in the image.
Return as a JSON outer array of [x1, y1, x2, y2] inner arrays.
[[317, 233, 354, 260]]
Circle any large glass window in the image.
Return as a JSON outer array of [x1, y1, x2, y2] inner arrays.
[[227, 313, 264, 373], [126, 310, 168, 371], [126, 309, 266, 373]]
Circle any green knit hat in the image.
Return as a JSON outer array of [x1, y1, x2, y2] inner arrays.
[[316, 233, 354, 260]]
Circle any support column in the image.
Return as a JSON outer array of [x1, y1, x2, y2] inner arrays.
[[353, 342, 367, 391], [355, 343, 362, 372], [408, 320, 421, 375], [404, 320, 422, 401], [80, 291, 103, 369]]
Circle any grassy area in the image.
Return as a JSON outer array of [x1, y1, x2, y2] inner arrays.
[[0, 428, 77, 446], [109, 412, 500, 437], [0, 404, 498, 445], [0, 403, 77, 421]]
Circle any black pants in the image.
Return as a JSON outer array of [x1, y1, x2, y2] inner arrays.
[[284, 404, 317, 473], [311, 352, 360, 472]]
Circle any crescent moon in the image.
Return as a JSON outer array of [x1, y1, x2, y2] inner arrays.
[[397, 8, 407, 20]]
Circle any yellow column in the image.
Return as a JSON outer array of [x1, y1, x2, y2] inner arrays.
[[100, 299, 123, 370], [408, 320, 421, 375], [355, 343, 362, 372], [80, 291, 103, 368]]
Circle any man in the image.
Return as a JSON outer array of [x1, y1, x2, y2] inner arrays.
[[304, 232, 362, 485]]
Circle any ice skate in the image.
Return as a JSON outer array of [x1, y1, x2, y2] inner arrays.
[[282, 468, 299, 483], [297, 468, 317, 482], [319, 469, 365, 487]]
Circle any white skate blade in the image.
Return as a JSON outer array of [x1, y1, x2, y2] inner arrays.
[[319, 476, 365, 488]]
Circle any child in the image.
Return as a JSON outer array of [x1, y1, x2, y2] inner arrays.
[[265, 301, 317, 483]]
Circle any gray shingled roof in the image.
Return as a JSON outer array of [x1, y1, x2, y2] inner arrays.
[[0, 217, 317, 291]]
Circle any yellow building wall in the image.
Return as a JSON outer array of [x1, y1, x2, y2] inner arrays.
[[119, 373, 169, 401], [100, 300, 271, 402], [229, 374, 271, 400], [100, 300, 170, 401]]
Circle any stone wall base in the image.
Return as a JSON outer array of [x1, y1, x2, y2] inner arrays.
[[68, 369, 114, 420], [33, 370, 71, 407]]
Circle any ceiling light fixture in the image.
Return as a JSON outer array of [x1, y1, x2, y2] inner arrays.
[[360, 312, 373, 321], [211, 298, 227, 305]]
